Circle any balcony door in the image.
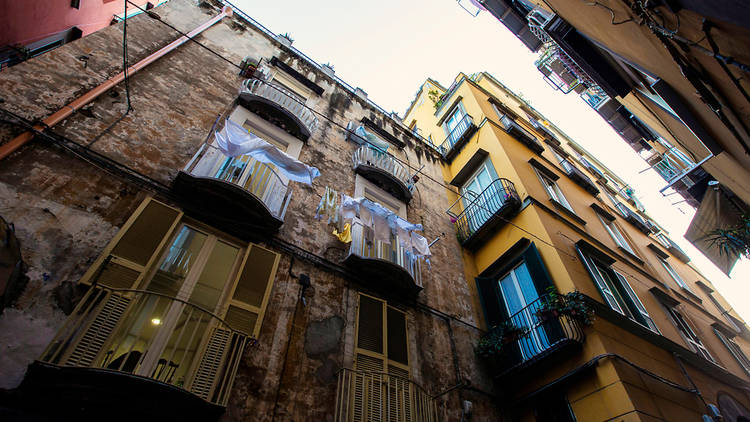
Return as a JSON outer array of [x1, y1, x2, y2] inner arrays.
[[461, 159, 499, 233], [498, 262, 550, 361], [103, 224, 242, 386], [443, 103, 467, 147]]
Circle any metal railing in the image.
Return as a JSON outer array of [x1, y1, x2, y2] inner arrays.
[[448, 178, 520, 244], [348, 220, 422, 288], [240, 78, 319, 135], [439, 114, 474, 157], [334, 368, 438, 422], [184, 142, 292, 220], [40, 284, 249, 406], [352, 146, 414, 194], [649, 147, 697, 187], [217, 0, 440, 154], [495, 294, 584, 374]]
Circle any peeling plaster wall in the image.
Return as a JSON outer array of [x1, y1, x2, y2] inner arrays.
[[0, 0, 501, 419]]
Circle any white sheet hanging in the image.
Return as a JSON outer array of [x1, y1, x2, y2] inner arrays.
[[215, 119, 320, 185]]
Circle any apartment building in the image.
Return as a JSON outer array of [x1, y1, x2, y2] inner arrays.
[[0, 1, 500, 420], [403, 71, 750, 420], [462, 0, 750, 276]]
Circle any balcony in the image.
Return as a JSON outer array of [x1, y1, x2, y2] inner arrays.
[[334, 368, 437, 422], [172, 142, 292, 240], [490, 295, 584, 379], [439, 114, 478, 162], [499, 115, 544, 154], [239, 79, 318, 141], [615, 202, 654, 235], [559, 159, 599, 195], [29, 284, 248, 420], [448, 178, 521, 250], [343, 220, 422, 298], [352, 146, 414, 203]]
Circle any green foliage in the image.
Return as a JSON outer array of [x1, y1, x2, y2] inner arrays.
[[427, 89, 445, 111], [537, 287, 595, 326], [475, 321, 526, 360], [707, 213, 750, 259]]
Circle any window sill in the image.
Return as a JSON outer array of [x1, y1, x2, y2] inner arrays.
[[549, 199, 586, 226]]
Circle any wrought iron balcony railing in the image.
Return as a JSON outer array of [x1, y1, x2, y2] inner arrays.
[[439, 114, 476, 159], [559, 158, 599, 194], [240, 78, 319, 135], [448, 178, 521, 247], [334, 368, 438, 422], [183, 142, 292, 220], [348, 220, 422, 289], [499, 115, 544, 154], [40, 285, 249, 406], [493, 294, 584, 377], [352, 145, 414, 201]]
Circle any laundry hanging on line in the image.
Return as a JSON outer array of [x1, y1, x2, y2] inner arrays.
[[214, 119, 320, 185]]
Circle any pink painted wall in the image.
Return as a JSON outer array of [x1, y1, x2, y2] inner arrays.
[[0, 0, 153, 47]]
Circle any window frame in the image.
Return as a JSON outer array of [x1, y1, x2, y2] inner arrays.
[[597, 214, 636, 256], [578, 248, 659, 332], [536, 169, 574, 213], [665, 305, 715, 362], [658, 257, 692, 292], [442, 101, 468, 136], [715, 328, 750, 375], [354, 293, 411, 375]]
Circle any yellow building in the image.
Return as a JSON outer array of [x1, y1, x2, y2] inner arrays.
[[404, 71, 750, 421]]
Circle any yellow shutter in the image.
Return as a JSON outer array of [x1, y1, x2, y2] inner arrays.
[[352, 295, 411, 422], [189, 327, 233, 400], [80, 198, 182, 289], [64, 292, 132, 367], [223, 244, 280, 337]]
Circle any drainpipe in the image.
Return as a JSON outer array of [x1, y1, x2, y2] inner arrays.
[[0, 6, 233, 161]]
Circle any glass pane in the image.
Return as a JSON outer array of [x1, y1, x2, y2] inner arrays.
[[514, 262, 540, 305], [189, 241, 240, 312], [499, 273, 524, 316], [149, 226, 207, 298], [154, 304, 210, 388]]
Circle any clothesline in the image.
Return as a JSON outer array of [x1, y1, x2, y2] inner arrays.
[[315, 187, 431, 261]]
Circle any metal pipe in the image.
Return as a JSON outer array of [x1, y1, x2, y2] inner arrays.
[[0, 6, 232, 161]]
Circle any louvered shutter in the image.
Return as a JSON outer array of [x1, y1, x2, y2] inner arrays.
[[81, 198, 181, 289], [64, 292, 131, 367], [189, 327, 232, 400], [354, 295, 385, 422], [576, 248, 625, 314], [223, 244, 279, 337], [387, 307, 410, 422], [613, 271, 659, 333]]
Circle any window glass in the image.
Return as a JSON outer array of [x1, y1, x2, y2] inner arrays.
[[659, 258, 691, 292], [667, 306, 714, 362], [598, 215, 635, 255], [715, 329, 750, 374], [614, 271, 659, 333], [539, 172, 573, 212]]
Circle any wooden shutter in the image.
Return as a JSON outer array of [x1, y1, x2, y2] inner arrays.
[[79, 198, 182, 289], [353, 295, 412, 422], [189, 327, 233, 400], [223, 244, 280, 337], [523, 243, 556, 296], [64, 293, 132, 367]]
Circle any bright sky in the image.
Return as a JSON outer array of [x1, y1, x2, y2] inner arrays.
[[235, 0, 749, 321]]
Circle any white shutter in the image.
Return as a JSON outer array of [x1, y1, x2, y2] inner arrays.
[[614, 271, 660, 333], [579, 252, 625, 314]]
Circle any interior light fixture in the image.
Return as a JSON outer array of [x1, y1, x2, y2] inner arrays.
[[151, 318, 162, 325]]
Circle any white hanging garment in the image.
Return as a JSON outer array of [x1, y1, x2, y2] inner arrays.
[[215, 119, 320, 185]]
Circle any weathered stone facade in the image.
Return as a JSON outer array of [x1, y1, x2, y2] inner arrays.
[[0, 1, 500, 420]]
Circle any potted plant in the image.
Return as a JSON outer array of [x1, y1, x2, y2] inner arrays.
[[476, 321, 525, 360], [535, 287, 594, 326]]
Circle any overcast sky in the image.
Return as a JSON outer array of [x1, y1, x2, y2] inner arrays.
[[233, 0, 750, 320]]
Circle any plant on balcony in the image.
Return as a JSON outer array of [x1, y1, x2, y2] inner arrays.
[[475, 321, 526, 360], [427, 89, 445, 111], [535, 287, 595, 326], [708, 212, 750, 259]]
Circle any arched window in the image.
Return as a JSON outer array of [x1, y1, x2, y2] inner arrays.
[[718, 392, 750, 421]]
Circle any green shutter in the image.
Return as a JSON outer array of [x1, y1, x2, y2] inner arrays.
[[522, 243, 556, 296]]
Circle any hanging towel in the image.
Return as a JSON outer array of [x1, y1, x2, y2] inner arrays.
[[333, 223, 352, 243], [373, 213, 391, 244], [411, 232, 431, 258], [215, 119, 320, 185], [315, 186, 339, 224]]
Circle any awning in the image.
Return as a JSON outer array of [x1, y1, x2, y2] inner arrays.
[[684, 184, 745, 276]]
